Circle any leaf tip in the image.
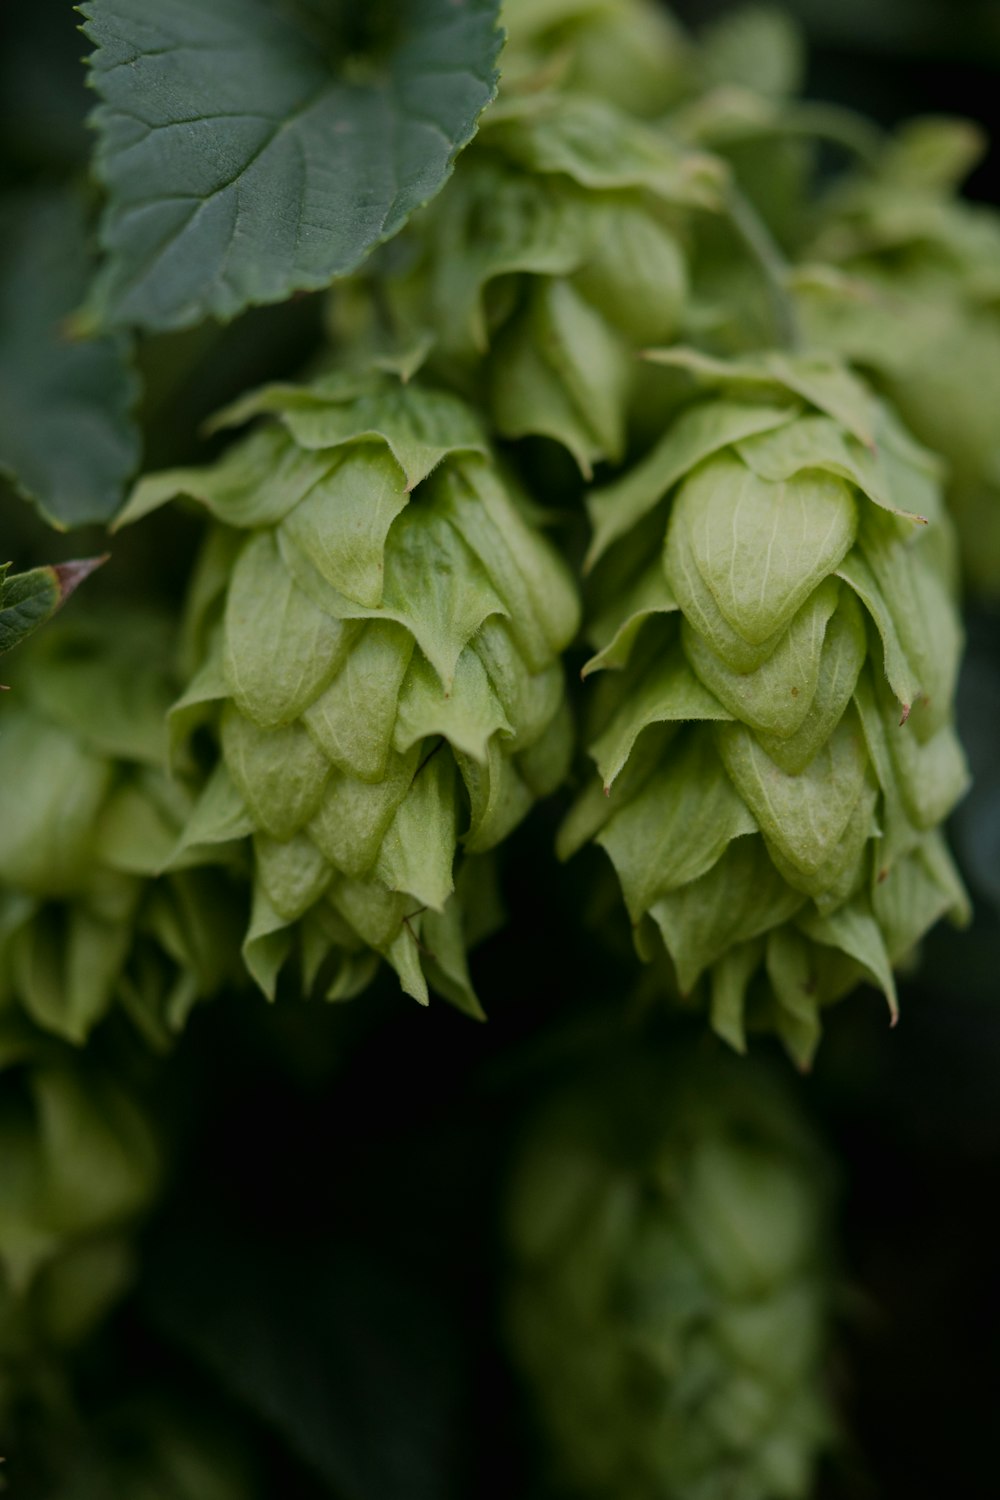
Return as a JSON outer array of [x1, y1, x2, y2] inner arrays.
[[53, 554, 108, 603]]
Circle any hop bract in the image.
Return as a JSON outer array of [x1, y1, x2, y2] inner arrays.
[[505, 1043, 835, 1500], [123, 373, 580, 1012], [561, 352, 969, 1062], [383, 90, 724, 474], [0, 615, 239, 1048]]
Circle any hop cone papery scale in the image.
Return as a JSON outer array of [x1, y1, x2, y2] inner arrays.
[[122, 373, 580, 1012], [0, 615, 240, 1048], [505, 1043, 836, 1500], [561, 352, 969, 1064]]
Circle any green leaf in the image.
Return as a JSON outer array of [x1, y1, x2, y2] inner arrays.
[[0, 557, 104, 658], [665, 452, 857, 651], [80, 0, 504, 331], [0, 192, 139, 526]]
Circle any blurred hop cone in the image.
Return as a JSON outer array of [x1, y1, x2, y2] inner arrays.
[[504, 1042, 836, 1500], [380, 88, 725, 476], [0, 614, 241, 1048]]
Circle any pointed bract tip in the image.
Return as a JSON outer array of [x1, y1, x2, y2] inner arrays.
[[53, 554, 108, 603]]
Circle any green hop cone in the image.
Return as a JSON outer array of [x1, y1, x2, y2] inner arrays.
[[0, 613, 242, 1048], [561, 351, 969, 1063], [505, 1041, 836, 1500], [0, 1014, 159, 1299], [121, 372, 580, 1013], [381, 90, 725, 475], [796, 116, 1000, 593]]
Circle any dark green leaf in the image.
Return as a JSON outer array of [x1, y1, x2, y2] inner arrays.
[[0, 556, 104, 658], [80, 0, 504, 331], [0, 192, 139, 526]]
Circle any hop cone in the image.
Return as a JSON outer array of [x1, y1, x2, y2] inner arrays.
[[0, 615, 240, 1048], [561, 352, 969, 1062], [0, 1015, 159, 1301], [797, 117, 1000, 592], [122, 373, 580, 1011], [383, 91, 724, 474], [505, 1042, 836, 1500]]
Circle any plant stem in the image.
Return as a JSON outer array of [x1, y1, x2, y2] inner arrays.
[[726, 183, 802, 352]]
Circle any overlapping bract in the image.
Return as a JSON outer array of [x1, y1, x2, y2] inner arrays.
[[383, 88, 724, 474], [505, 1043, 835, 1500], [123, 373, 580, 1012], [797, 117, 1000, 594], [561, 353, 969, 1062], [0, 616, 239, 1048]]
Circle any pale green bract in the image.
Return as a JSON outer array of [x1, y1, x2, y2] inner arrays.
[[561, 352, 969, 1064], [381, 89, 725, 475], [797, 116, 1000, 594], [0, 616, 242, 1049], [505, 1042, 835, 1500], [121, 373, 580, 1014]]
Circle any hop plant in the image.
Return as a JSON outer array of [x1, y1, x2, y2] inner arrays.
[[560, 351, 969, 1062], [121, 372, 580, 1012], [0, 613, 241, 1048], [505, 1041, 836, 1500], [796, 116, 1000, 592], [381, 90, 724, 474]]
